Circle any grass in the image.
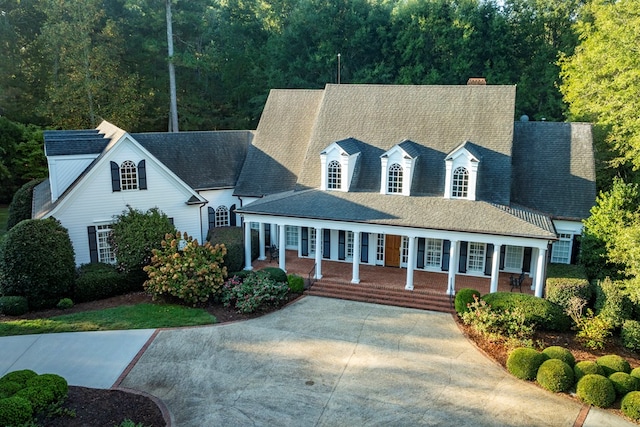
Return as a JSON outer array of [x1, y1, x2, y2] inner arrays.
[[0, 204, 8, 237], [0, 303, 217, 337]]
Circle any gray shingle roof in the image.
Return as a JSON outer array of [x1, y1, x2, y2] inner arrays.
[[44, 130, 108, 156], [132, 131, 252, 190], [511, 122, 595, 220]]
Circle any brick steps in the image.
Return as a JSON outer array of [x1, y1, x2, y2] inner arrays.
[[305, 281, 455, 314]]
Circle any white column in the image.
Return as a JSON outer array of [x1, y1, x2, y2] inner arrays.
[[405, 236, 416, 290], [530, 248, 538, 290], [315, 227, 323, 280], [534, 247, 546, 298], [447, 240, 458, 295], [243, 223, 253, 270], [279, 225, 286, 272], [258, 223, 266, 260], [270, 224, 277, 246], [490, 244, 501, 293], [352, 231, 361, 284]]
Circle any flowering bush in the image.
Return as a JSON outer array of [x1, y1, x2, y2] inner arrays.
[[143, 232, 227, 305], [221, 271, 290, 314]]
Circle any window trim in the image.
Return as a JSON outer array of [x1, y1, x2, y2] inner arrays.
[[467, 242, 486, 272], [96, 224, 115, 264], [327, 160, 342, 190], [120, 160, 138, 191], [215, 205, 230, 228], [387, 163, 403, 194], [452, 166, 469, 198]]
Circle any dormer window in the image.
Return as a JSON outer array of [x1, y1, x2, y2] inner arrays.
[[444, 142, 479, 200], [380, 140, 419, 196], [320, 138, 361, 192], [120, 160, 138, 190], [327, 160, 342, 189], [452, 167, 469, 198], [387, 163, 403, 193]]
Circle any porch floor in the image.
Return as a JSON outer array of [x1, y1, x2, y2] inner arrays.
[[251, 250, 534, 296]]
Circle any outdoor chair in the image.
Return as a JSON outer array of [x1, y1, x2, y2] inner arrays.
[[510, 272, 525, 292], [269, 245, 279, 262]]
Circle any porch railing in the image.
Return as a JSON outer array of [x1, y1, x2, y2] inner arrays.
[[307, 263, 317, 287]]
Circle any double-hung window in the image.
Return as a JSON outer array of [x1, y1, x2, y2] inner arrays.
[[551, 233, 572, 264], [388, 163, 403, 193], [215, 205, 229, 227], [452, 167, 469, 198], [97, 224, 115, 264], [467, 242, 485, 272]]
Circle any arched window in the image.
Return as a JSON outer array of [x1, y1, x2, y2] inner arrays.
[[215, 205, 229, 227], [120, 160, 138, 190], [452, 166, 469, 198], [327, 160, 341, 189], [388, 163, 403, 193]]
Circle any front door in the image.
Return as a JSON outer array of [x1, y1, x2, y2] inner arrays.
[[385, 234, 401, 267]]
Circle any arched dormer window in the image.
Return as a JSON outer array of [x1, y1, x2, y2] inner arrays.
[[388, 163, 403, 193], [327, 160, 342, 190], [452, 167, 469, 198], [120, 160, 138, 190], [215, 205, 230, 227]]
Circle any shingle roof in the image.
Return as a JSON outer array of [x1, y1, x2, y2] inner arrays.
[[132, 131, 252, 189], [44, 130, 108, 156], [236, 189, 556, 239], [511, 122, 595, 220]]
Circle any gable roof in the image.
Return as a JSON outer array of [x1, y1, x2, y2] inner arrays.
[[44, 130, 108, 156], [511, 122, 595, 220]]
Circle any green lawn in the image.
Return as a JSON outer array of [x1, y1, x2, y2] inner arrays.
[[0, 303, 217, 337], [0, 204, 8, 237]]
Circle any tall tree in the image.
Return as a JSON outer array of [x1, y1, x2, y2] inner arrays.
[[166, 0, 179, 131]]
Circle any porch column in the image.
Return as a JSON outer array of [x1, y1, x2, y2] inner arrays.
[[405, 236, 416, 291], [530, 248, 538, 290], [279, 225, 286, 272], [258, 223, 266, 260], [270, 224, 278, 246], [447, 240, 458, 295], [490, 244, 501, 293], [314, 227, 323, 280], [534, 247, 546, 297], [351, 231, 361, 283], [243, 222, 253, 270]]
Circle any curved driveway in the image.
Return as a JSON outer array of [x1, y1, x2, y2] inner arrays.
[[121, 296, 590, 427]]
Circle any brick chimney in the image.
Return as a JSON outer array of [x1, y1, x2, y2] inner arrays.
[[467, 77, 486, 85]]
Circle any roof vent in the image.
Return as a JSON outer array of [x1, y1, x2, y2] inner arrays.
[[467, 77, 486, 85]]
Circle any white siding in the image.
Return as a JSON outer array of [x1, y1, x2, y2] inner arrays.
[[198, 189, 243, 238], [48, 155, 98, 201]]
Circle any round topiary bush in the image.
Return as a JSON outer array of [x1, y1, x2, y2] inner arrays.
[[542, 346, 575, 367], [287, 274, 304, 293], [0, 370, 37, 387], [506, 347, 548, 381], [609, 372, 639, 397], [622, 391, 640, 422], [0, 218, 75, 309], [15, 386, 54, 412], [536, 359, 575, 393], [0, 381, 21, 399], [0, 296, 28, 316], [454, 288, 480, 314], [260, 267, 288, 283], [0, 396, 33, 426], [576, 374, 616, 408], [632, 367, 640, 381], [574, 361, 604, 381], [595, 354, 631, 376], [26, 374, 68, 401], [74, 262, 130, 303]]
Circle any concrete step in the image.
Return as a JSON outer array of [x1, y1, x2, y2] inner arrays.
[[305, 281, 455, 313]]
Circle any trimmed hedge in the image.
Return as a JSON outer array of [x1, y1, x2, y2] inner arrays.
[[545, 264, 591, 311], [0, 396, 32, 426], [454, 288, 481, 314], [594, 278, 633, 328], [622, 320, 640, 351], [15, 386, 54, 412], [595, 354, 631, 376], [506, 347, 548, 381], [74, 263, 132, 303], [482, 292, 571, 331], [541, 346, 575, 367], [608, 372, 639, 397], [287, 274, 305, 293], [26, 374, 68, 401], [0, 381, 21, 399], [209, 226, 245, 273], [0, 370, 37, 387], [632, 367, 640, 381], [576, 374, 616, 408], [536, 359, 574, 393], [6, 179, 41, 231], [0, 296, 28, 316], [574, 361, 604, 381], [260, 267, 287, 283], [622, 391, 640, 422]]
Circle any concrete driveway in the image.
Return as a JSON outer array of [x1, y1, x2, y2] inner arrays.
[[120, 296, 591, 427]]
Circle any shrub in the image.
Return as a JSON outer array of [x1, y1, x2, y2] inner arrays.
[[482, 292, 571, 331], [545, 264, 592, 311], [26, 374, 68, 401], [576, 374, 616, 408], [594, 277, 633, 328], [260, 267, 287, 283], [622, 391, 640, 421], [0, 381, 21, 399], [74, 262, 132, 303], [56, 298, 73, 310], [536, 359, 575, 393], [454, 288, 481, 314], [143, 232, 227, 305], [15, 386, 55, 412], [0, 296, 28, 316], [622, 319, 640, 351], [576, 310, 613, 350], [0, 218, 75, 309], [574, 361, 604, 381], [595, 354, 631, 376], [208, 226, 245, 273], [0, 370, 37, 387], [0, 396, 33, 426], [506, 347, 548, 381], [6, 179, 41, 231], [632, 367, 640, 380], [609, 372, 639, 397], [287, 274, 305, 293], [221, 271, 290, 314], [110, 207, 176, 284], [228, 270, 254, 281], [461, 296, 535, 345], [541, 346, 575, 367]]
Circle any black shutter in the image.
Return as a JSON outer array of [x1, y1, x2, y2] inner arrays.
[[499, 245, 506, 270], [361, 233, 369, 263], [458, 241, 468, 273], [265, 224, 271, 246], [441, 240, 451, 271], [417, 238, 425, 269], [138, 160, 147, 190], [323, 229, 331, 258], [484, 244, 494, 276], [301, 227, 308, 256], [168, 217, 174, 225], [110, 161, 121, 192], [570, 235, 580, 264], [522, 247, 532, 273], [88, 226, 98, 263], [338, 230, 346, 260], [229, 204, 236, 226], [208, 207, 215, 231]]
